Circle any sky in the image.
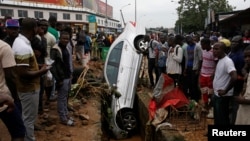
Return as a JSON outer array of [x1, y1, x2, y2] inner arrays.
[[107, 0, 250, 28]]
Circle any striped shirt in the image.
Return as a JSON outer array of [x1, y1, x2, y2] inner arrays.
[[201, 49, 216, 76], [12, 34, 40, 92]]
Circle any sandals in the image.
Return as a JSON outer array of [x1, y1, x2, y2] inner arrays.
[[61, 118, 75, 126]]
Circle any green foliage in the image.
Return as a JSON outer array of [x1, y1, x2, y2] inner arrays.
[[175, 0, 234, 33]]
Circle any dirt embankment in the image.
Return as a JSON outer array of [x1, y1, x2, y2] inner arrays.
[[0, 60, 106, 141]]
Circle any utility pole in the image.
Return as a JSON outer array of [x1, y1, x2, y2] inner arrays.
[[105, 0, 108, 32], [120, 3, 131, 27], [120, 9, 125, 27]]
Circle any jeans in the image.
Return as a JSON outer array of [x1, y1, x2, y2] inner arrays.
[[148, 58, 160, 86], [0, 105, 26, 138], [183, 67, 201, 101], [213, 95, 232, 125], [19, 89, 39, 141], [57, 78, 71, 122]]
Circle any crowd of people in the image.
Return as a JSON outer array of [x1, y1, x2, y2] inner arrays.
[[1, 13, 250, 141], [143, 30, 250, 126], [0, 14, 117, 141]]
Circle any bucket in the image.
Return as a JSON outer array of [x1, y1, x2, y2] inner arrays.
[[101, 47, 110, 61]]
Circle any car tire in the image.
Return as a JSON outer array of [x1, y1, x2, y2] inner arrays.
[[134, 36, 147, 53], [117, 111, 137, 132]]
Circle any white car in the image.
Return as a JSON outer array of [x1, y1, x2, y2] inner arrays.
[[103, 21, 147, 139]]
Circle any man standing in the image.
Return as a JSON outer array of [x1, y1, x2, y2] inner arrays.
[[166, 35, 183, 87], [212, 42, 237, 125], [32, 19, 48, 114], [228, 35, 245, 124], [144, 34, 160, 88], [183, 35, 203, 101], [47, 17, 58, 102], [235, 45, 250, 125], [199, 38, 217, 118], [50, 31, 74, 126], [3, 19, 20, 47], [48, 15, 59, 41], [157, 34, 168, 74], [0, 39, 26, 141], [12, 17, 50, 141], [38, 19, 57, 103], [3, 19, 22, 112]]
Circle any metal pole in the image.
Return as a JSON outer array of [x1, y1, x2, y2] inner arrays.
[[105, 0, 108, 32], [120, 9, 126, 27], [120, 3, 131, 27]]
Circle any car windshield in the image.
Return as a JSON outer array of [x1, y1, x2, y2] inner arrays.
[[106, 41, 123, 85]]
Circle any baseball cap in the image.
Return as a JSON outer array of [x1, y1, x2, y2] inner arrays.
[[5, 19, 20, 28], [210, 36, 218, 42], [220, 38, 231, 47]]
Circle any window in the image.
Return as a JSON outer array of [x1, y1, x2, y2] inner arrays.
[[85, 15, 88, 21], [106, 41, 123, 85], [75, 14, 82, 20], [63, 13, 70, 20], [18, 10, 28, 17], [0, 9, 13, 17], [34, 11, 43, 18], [49, 12, 57, 18], [98, 19, 100, 24]]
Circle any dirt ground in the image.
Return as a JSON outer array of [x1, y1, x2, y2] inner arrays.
[[0, 94, 102, 141], [0, 59, 212, 141]]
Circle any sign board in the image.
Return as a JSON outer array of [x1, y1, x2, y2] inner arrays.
[[2, 0, 113, 18], [88, 15, 96, 22], [89, 22, 97, 34], [20, 0, 82, 7]]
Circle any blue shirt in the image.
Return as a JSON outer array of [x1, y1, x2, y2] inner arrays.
[[187, 44, 195, 67]]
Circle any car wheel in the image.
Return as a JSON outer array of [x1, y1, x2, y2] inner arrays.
[[117, 111, 137, 132], [134, 37, 147, 53]]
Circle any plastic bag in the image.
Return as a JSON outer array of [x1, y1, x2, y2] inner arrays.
[[46, 70, 53, 81], [44, 57, 54, 86]]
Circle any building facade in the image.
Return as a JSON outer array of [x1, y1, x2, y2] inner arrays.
[[0, 0, 119, 34]]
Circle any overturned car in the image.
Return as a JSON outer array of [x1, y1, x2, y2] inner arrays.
[[102, 21, 147, 139]]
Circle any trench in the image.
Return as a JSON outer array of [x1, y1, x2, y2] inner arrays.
[[100, 87, 190, 141], [100, 94, 143, 141]]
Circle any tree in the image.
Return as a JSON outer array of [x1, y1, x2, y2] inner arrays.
[[175, 0, 234, 34]]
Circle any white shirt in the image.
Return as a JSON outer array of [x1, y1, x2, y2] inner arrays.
[[213, 56, 236, 97], [166, 45, 183, 74]]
